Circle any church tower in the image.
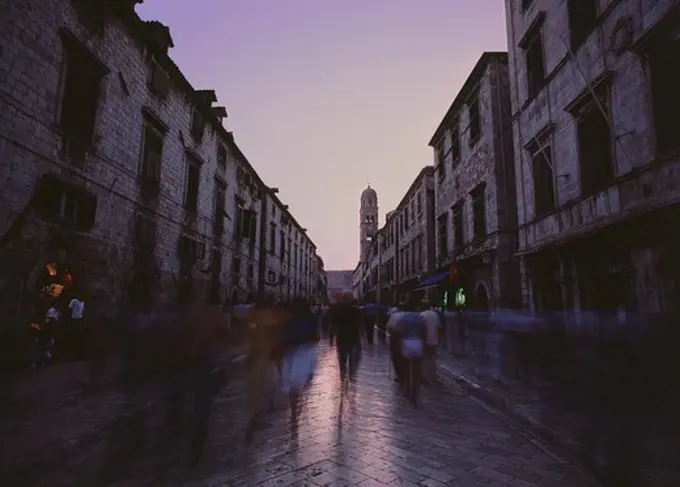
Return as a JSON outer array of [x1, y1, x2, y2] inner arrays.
[[359, 185, 379, 262]]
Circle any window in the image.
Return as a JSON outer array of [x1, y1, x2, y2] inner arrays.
[[217, 144, 227, 167], [209, 249, 222, 304], [213, 179, 226, 233], [529, 139, 556, 218], [468, 94, 481, 146], [148, 59, 170, 99], [134, 215, 156, 252], [437, 213, 448, 260], [521, 0, 534, 11], [247, 264, 254, 279], [452, 201, 464, 249], [232, 257, 241, 276], [178, 235, 204, 265], [58, 31, 107, 146], [36, 174, 97, 230], [191, 108, 204, 143], [140, 120, 164, 186], [279, 230, 286, 259], [450, 123, 460, 164], [184, 155, 200, 212], [575, 88, 614, 195], [236, 206, 257, 241], [294, 244, 298, 267], [568, 0, 597, 53], [649, 27, 680, 154], [436, 142, 446, 181], [416, 235, 423, 270], [270, 222, 276, 254], [404, 207, 409, 230], [471, 184, 487, 239], [525, 31, 545, 99], [410, 240, 416, 272], [416, 192, 422, 215]]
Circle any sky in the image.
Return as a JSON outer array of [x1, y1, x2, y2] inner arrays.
[[137, 0, 507, 270]]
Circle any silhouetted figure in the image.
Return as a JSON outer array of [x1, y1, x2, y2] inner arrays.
[[328, 299, 362, 381]]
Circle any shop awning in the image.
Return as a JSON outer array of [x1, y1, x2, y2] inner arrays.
[[414, 271, 449, 291]]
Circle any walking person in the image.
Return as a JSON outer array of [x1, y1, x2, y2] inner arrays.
[[328, 295, 363, 383], [420, 304, 442, 385], [397, 299, 426, 406], [185, 305, 229, 467], [387, 305, 405, 382], [279, 299, 320, 433], [362, 303, 376, 346], [244, 298, 288, 445]]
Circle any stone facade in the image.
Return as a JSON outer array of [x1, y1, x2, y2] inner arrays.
[[259, 190, 319, 304], [506, 0, 680, 314], [429, 52, 520, 310], [359, 185, 378, 262], [357, 167, 436, 305], [0, 0, 323, 326]]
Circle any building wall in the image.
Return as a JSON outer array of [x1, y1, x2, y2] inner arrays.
[[0, 0, 322, 322], [431, 53, 519, 308], [355, 168, 435, 305], [506, 0, 680, 313]]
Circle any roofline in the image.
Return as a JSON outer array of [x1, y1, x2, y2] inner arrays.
[[427, 51, 508, 147], [266, 189, 316, 250], [384, 166, 434, 227], [117, 7, 317, 253]]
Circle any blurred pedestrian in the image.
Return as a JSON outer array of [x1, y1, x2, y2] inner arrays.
[[387, 305, 405, 382], [362, 303, 376, 346], [185, 305, 230, 467], [329, 295, 363, 383], [244, 297, 288, 445], [279, 299, 320, 431], [421, 304, 442, 384]]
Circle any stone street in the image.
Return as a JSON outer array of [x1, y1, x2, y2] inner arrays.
[[3, 341, 599, 487], [176, 343, 596, 487]]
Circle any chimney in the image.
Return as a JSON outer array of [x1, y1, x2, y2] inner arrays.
[[195, 89, 217, 107], [144, 21, 174, 54], [212, 106, 227, 121]]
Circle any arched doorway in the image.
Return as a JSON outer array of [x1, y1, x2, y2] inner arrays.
[[230, 289, 239, 305], [474, 283, 489, 311], [245, 292, 253, 303]]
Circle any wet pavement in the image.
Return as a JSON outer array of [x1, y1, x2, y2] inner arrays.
[[5, 342, 599, 486], [177, 343, 596, 487]]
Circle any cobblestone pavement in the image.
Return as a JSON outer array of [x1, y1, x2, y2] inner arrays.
[[175, 343, 597, 487], [9, 343, 598, 486]]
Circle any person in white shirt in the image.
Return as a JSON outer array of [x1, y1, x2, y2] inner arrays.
[[386, 307, 405, 382], [420, 306, 442, 384], [68, 298, 85, 320]]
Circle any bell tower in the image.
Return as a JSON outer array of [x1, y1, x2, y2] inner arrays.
[[359, 185, 378, 262]]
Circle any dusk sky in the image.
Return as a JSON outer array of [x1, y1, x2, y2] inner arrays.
[[137, 1, 507, 270]]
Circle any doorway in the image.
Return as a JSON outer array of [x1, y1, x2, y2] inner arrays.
[[474, 283, 490, 311]]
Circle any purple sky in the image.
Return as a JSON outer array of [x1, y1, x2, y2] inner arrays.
[[137, 0, 507, 270]]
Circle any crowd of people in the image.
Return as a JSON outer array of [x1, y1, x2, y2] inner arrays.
[[241, 293, 447, 446], [23, 287, 447, 468]]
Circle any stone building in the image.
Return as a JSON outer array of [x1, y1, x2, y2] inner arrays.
[[428, 52, 520, 310], [359, 185, 378, 262], [0, 0, 322, 328], [259, 189, 319, 303], [326, 270, 354, 302], [505, 0, 680, 314], [355, 167, 436, 305]]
